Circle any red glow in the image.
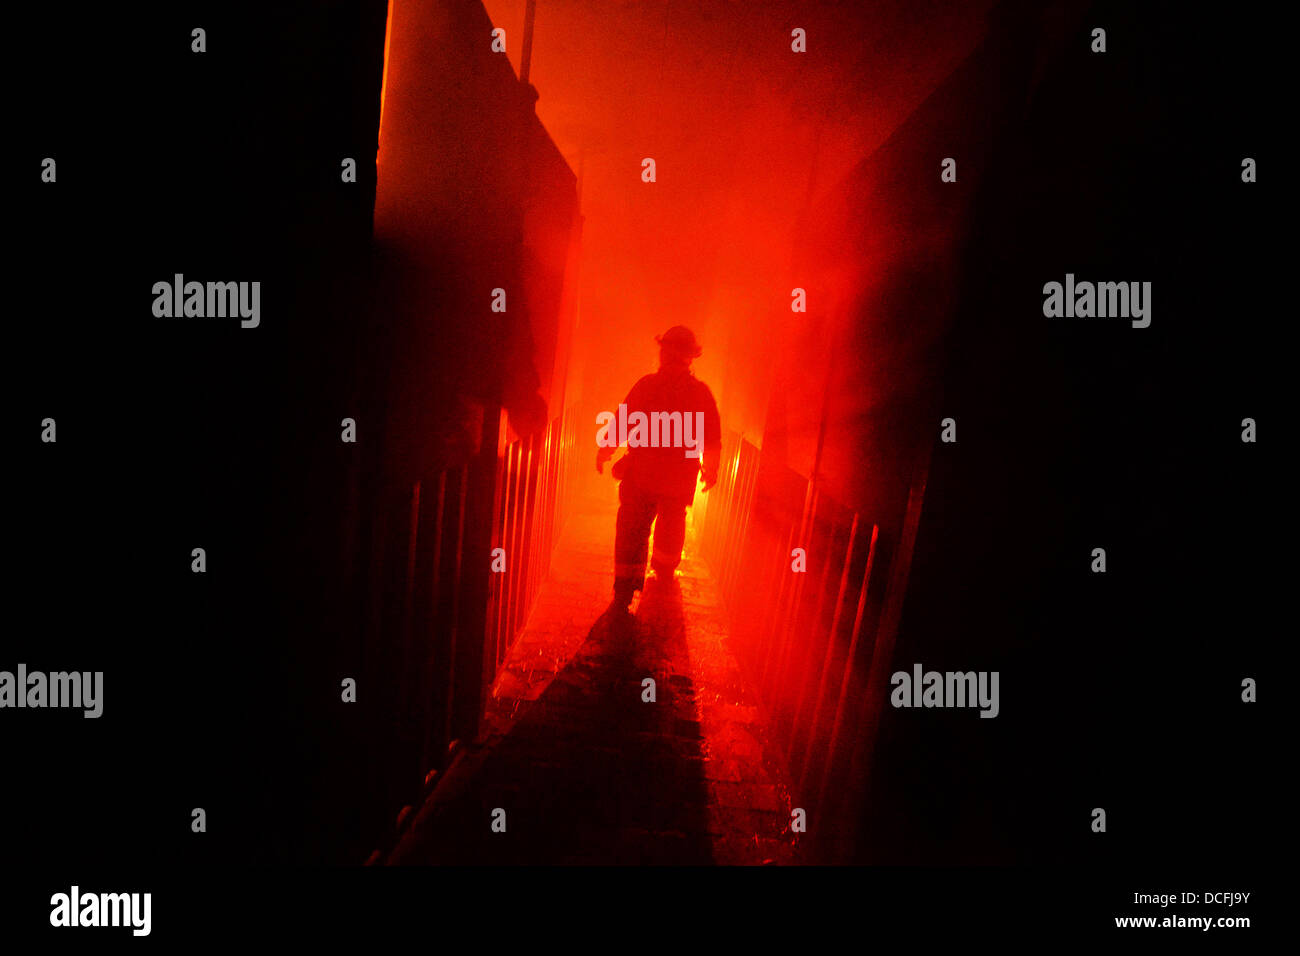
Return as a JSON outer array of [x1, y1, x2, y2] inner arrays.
[[372, 1, 1003, 863], [377, 0, 394, 147]]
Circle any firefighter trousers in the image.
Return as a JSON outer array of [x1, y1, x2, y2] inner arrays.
[[614, 480, 688, 596]]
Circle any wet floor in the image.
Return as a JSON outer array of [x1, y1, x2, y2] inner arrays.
[[389, 495, 801, 865]]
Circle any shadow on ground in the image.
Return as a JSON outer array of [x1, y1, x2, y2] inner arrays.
[[392, 574, 714, 864]]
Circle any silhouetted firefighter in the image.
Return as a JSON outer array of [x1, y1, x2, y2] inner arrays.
[[597, 326, 722, 610]]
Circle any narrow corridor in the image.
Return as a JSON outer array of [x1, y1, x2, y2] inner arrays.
[[389, 495, 801, 865]]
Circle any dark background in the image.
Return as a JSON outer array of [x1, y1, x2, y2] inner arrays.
[[6, 0, 1279, 891], [859, 4, 1281, 867]]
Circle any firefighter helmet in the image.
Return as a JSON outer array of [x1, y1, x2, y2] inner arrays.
[[655, 325, 703, 358]]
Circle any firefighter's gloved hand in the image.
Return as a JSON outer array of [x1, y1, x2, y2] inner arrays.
[[700, 467, 718, 492]]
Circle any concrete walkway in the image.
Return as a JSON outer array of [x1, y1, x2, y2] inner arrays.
[[389, 495, 801, 865]]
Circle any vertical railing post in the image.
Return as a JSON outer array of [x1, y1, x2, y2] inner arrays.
[[451, 405, 505, 746]]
